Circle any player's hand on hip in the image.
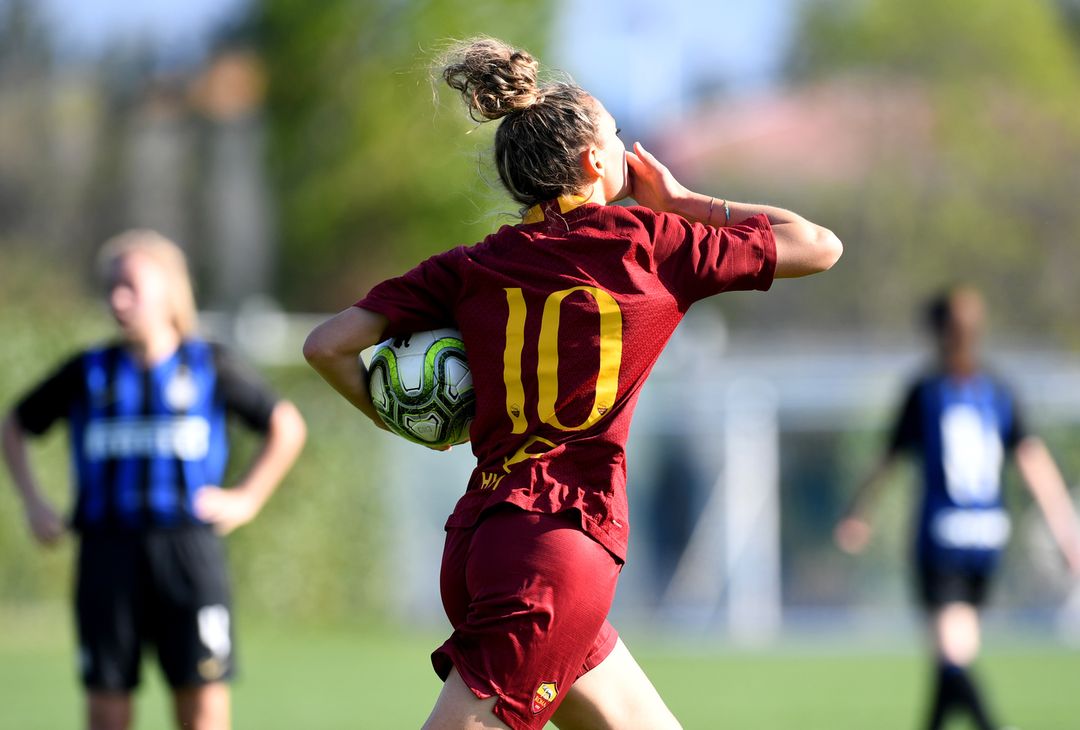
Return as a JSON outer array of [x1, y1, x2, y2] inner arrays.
[[834, 516, 873, 555], [625, 142, 687, 213], [194, 485, 259, 535], [24, 496, 66, 546]]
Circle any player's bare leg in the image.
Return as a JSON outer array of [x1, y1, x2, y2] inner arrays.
[[87, 691, 132, 730], [422, 667, 509, 730], [926, 601, 995, 730], [932, 601, 981, 665], [173, 683, 230, 730], [551, 638, 682, 730]]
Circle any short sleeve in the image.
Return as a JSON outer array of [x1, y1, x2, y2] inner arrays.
[[212, 344, 279, 432], [13, 354, 84, 436], [888, 382, 923, 455], [354, 247, 465, 338], [649, 211, 777, 309], [1002, 384, 1027, 450]]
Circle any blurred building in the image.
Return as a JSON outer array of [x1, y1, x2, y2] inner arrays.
[[0, 2, 275, 315], [651, 78, 936, 191]]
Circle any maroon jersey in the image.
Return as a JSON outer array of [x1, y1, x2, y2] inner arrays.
[[356, 197, 776, 559]]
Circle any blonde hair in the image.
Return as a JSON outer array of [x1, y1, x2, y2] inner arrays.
[[97, 229, 199, 337]]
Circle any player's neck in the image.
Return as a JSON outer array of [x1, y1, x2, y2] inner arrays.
[[127, 328, 183, 367], [943, 357, 979, 379], [582, 178, 610, 206]]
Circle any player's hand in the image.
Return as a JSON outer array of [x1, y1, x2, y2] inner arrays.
[[365, 409, 391, 432], [834, 516, 873, 555], [625, 142, 688, 213], [194, 485, 259, 535], [24, 496, 65, 546]]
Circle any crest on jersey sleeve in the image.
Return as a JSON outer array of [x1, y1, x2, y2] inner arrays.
[[531, 681, 558, 714]]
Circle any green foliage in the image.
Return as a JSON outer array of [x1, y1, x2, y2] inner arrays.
[[778, 0, 1080, 343], [223, 364, 390, 623], [251, 0, 552, 310], [792, 0, 1080, 98], [0, 250, 112, 604]]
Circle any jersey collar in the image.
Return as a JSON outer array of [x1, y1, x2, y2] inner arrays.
[[522, 194, 591, 225]]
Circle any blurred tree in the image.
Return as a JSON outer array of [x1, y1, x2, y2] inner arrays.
[[0, 0, 52, 246], [1055, 0, 1080, 45], [250, 0, 552, 310], [783, 0, 1080, 342]]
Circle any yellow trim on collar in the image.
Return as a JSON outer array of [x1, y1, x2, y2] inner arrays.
[[522, 204, 545, 225], [557, 194, 590, 214], [522, 194, 591, 224]]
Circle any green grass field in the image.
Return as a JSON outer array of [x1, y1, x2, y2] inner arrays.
[[3, 606, 1079, 729]]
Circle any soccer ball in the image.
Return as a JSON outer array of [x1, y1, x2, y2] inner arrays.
[[367, 328, 475, 447]]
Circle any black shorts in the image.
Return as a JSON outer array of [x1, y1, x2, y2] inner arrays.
[[75, 525, 234, 691], [915, 562, 993, 609]]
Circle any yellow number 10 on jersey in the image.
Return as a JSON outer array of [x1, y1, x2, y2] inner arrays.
[[502, 286, 623, 434]]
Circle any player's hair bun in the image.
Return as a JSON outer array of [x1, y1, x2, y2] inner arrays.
[[442, 37, 542, 121], [437, 36, 597, 208]]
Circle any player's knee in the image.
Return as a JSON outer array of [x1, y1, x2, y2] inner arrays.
[[935, 606, 981, 665]]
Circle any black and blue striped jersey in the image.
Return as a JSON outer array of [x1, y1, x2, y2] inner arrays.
[[14, 339, 278, 530], [889, 371, 1025, 572]]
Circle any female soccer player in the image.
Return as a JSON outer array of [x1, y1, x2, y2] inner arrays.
[[305, 38, 841, 730], [835, 286, 1080, 730], [2, 230, 307, 730]]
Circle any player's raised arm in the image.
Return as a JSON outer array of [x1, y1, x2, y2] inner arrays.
[[626, 142, 842, 278], [303, 306, 389, 430]]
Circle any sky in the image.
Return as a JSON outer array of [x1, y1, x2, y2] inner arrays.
[[35, 0, 793, 129], [39, 0, 251, 61], [554, 0, 796, 130]]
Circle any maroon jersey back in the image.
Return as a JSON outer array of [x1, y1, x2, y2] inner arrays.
[[356, 197, 776, 559]]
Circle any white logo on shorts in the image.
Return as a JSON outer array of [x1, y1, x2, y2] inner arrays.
[[197, 604, 231, 660]]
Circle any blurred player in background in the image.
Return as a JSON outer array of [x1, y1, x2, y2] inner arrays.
[[305, 37, 841, 730], [1, 230, 306, 730], [835, 285, 1080, 730]]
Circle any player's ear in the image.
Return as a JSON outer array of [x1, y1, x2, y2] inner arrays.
[[581, 145, 603, 180]]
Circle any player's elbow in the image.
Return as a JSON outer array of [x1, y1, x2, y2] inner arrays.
[[302, 322, 347, 369], [270, 400, 308, 455], [774, 223, 843, 278], [812, 226, 843, 272], [275, 399, 307, 439], [303, 307, 387, 369]]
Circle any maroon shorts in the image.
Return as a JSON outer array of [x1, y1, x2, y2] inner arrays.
[[432, 506, 621, 729]]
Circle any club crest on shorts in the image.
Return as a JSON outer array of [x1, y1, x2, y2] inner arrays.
[[530, 680, 558, 714]]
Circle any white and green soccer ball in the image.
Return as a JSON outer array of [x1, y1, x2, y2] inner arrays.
[[367, 328, 475, 447]]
